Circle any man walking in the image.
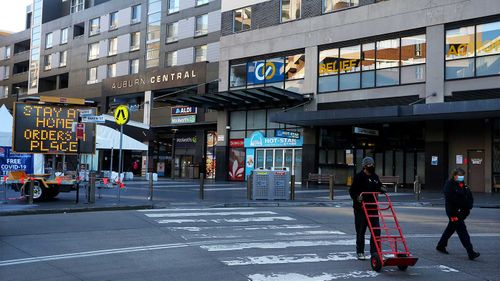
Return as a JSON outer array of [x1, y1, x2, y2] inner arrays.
[[349, 157, 385, 260], [436, 168, 480, 260]]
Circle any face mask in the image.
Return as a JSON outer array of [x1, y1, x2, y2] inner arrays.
[[456, 175, 465, 182], [366, 166, 375, 174]]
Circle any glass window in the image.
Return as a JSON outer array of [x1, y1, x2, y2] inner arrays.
[[3, 66, 9, 79], [196, 0, 209, 6], [195, 14, 208, 37], [230, 63, 246, 88], [286, 54, 305, 80], [323, 0, 359, 13], [281, 0, 301, 22], [401, 65, 425, 84], [146, 42, 160, 64], [476, 21, 500, 56], [285, 79, 303, 92], [339, 45, 361, 73], [376, 67, 399, 86], [129, 59, 139, 74], [59, 50, 67, 67], [89, 17, 100, 35], [319, 48, 339, 76], [130, 32, 140, 51], [401, 34, 426, 65], [44, 54, 52, 70], [109, 11, 118, 30], [234, 7, 251, 32], [362, 71, 375, 88], [265, 57, 285, 84], [476, 54, 500, 76], [4, 46, 10, 58], [87, 67, 98, 84], [70, 0, 84, 14], [376, 39, 400, 68], [247, 110, 266, 129], [107, 63, 116, 78], [108, 37, 117, 56], [446, 26, 475, 60], [147, 19, 161, 42], [45, 32, 52, 49], [195, 45, 207, 62], [247, 60, 266, 85], [166, 22, 179, 43], [339, 72, 360, 90], [149, 1, 161, 14], [166, 51, 178, 67], [88, 42, 99, 60], [230, 111, 246, 130], [361, 43, 375, 71], [168, 0, 179, 14], [60, 27, 68, 44], [131, 5, 141, 23], [319, 75, 338, 92], [445, 59, 474, 79]]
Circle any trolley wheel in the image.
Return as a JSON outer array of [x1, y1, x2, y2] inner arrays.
[[397, 254, 408, 271], [371, 253, 382, 272]]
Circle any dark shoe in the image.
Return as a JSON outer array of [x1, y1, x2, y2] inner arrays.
[[357, 253, 366, 260], [468, 251, 480, 260], [436, 246, 449, 254]]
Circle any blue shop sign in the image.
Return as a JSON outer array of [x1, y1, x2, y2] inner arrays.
[[247, 60, 284, 85], [0, 146, 34, 176], [244, 131, 303, 148], [275, 129, 301, 139]]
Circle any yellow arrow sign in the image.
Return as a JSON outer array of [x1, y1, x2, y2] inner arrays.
[[114, 105, 129, 125]]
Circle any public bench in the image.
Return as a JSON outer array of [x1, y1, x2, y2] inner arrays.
[[379, 175, 400, 192], [306, 173, 334, 189]]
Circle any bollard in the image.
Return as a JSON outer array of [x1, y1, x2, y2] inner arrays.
[[199, 173, 205, 200], [2, 177, 7, 204], [329, 175, 334, 200], [28, 177, 34, 205], [148, 172, 154, 201], [414, 175, 421, 201], [247, 172, 253, 200], [290, 175, 295, 201], [88, 172, 96, 204]]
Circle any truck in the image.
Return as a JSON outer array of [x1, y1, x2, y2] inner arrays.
[[7, 170, 77, 201]]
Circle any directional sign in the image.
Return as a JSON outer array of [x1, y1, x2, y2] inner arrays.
[[78, 109, 93, 116], [114, 105, 129, 125], [81, 115, 105, 123]]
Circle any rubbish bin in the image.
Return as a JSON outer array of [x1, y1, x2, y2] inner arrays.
[[252, 169, 271, 200], [251, 169, 291, 200]]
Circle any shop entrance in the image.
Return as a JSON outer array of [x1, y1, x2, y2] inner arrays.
[[468, 149, 485, 192], [255, 148, 302, 182]]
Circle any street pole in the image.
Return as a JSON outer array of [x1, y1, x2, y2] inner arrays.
[[171, 132, 176, 179], [117, 125, 123, 202], [75, 112, 80, 204], [199, 173, 205, 200], [28, 177, 34, 205], [110, 147, 114, 177], [149, 172, 153, 201]]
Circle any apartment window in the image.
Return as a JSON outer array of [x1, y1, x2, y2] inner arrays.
[[44, 54, 52, 70], [45, 32, 53, 49], [107, 37, 118, 56], [61, 27, 68, 44], [107, 63, 116, 78], [195, 14, 208, 37], [323, 0, 359, 13], [3, 66, 9, 79], [146, 42, 160, 68], [129, 59, 139, 74], [70, 0, 84, 14], [4, 46, 11, 59], [195, 45, 207, 62], [131, 5, 141, 23], [196, 0, 209, 6], [89, 17, 100, 36], [109, 11, 118, 30], [166, 51, 178, 67], [88, 42, 99, 60], [0, 86, 8, 98], [87, 67, 98, 84], [281, 0, 301, 22], [59, 50, 67, 67], [130, 32, 140, 51], [168, 0, 179, 14], [166, 22, 179, 43], [234, 7, 251, 32]]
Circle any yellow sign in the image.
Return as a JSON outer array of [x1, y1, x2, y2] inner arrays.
[[319, 59, 360, 75], [114, 105, 129, 125]]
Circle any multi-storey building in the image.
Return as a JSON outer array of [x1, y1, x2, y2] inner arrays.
[[164, 0, 500, 192], [0, 0, 222, 178]]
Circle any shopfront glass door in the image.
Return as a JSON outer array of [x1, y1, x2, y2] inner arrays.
[[255, 148, 302, 182]]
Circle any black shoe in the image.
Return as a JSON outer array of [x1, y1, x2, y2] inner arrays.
[[468, 251, 480, 260], [436, 246, 449, 254], [357, 253, 366, 260]]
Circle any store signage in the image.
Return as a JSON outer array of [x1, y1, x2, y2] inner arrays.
[[0, 146, 33, 176], [244, 131, 303, 148], [171, 115, 196, 124], [275, 129, 300, 139], [78, 109, 93, 116], [447, 43, 469, 57], [353, 127, 379, 136], [81, 115, 105, 123], [230, 139, 244, 148], [247, 61, 284, 84], [319, 58, 360, 75], [13, 103, 96, 154], [171, 106, 197, 116]]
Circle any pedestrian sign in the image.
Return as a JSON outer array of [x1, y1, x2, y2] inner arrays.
[[114, 105, 129, 125]]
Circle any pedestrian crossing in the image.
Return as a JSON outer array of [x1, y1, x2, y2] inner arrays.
[[138, 207, 466, 280]]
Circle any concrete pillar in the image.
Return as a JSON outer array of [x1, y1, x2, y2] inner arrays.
[[215, 110, 229, 181], [302, 127, 318, 184], [304, 46, 318, 111], [425, 121, 448, 190], [218, 60, 229, 91], [143, 91, 152, 125], [425, 25, 445, 103]]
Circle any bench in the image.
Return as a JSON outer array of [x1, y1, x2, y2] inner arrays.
[[306, 173, 334, 189], [493, 175, 500, 192], [379, 176, 400, 192]]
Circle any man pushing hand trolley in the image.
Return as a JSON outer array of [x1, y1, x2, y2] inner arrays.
[[360, 191, 419, 272]]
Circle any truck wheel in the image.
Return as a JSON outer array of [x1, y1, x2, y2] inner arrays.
[[371, 253, 382, 272], [25, 181, 46, 201]]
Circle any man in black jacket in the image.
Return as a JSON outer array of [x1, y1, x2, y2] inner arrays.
[[436, 168, 480, 260], [349, 157, 385, 260]]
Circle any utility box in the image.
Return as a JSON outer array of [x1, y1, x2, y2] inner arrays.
[[251, 169, 291, 200]]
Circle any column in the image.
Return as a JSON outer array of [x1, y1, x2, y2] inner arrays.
[[425, 25, 445, 103], [425, 121, 448, 190], [302, 127, 318, 184], [215, 110, 229, 181], [303, 46, 318, 111]]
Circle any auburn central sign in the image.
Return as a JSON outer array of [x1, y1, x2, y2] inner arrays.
[[102, 63, 206, 95]]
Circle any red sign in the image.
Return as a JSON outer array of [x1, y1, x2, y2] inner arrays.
[[230, 139, 244, 148], [76, 123, 85, 140]]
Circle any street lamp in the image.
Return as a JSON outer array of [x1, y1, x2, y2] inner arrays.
[[171, 128, 178, 179]]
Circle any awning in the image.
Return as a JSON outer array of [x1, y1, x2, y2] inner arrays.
[[0, 105, 13, 146], [96, 125, 148, 151], [159, 86, 311, 110], [271, 98, 500, 126]]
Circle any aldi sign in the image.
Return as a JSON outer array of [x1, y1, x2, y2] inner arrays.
[[171, 106, 197, 116]]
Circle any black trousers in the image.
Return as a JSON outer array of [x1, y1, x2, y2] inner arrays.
[[354, 208, 380, 254], [437, 218, 474, 253]]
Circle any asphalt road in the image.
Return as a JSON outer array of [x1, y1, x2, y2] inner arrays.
[[0, 205, 499, 281]]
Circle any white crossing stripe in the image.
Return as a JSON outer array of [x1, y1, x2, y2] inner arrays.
[[221, 251, 358, 266], [157, 216, 296, 224], [248, 271, 379, 281], [138, 207, 254, 212], [200, 239, 365, 252], [274, 230, 345, 236], [145, 211, 277, 218], [166, 224, 321, 232]]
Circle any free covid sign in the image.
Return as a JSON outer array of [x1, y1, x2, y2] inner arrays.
[[0, 146, 33, 176]]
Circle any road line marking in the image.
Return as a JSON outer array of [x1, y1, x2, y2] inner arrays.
[[222, 251, 358, 266], [248, 271, 379, 281], [274, 230, 346, 236], [196, 187, 246, 191], [165, 224, 321, 232], [200, 239, 365, 252], [406, 233, 500, 238], [138, 207, 254, 212], [145, 211, 277, 218], [157, 216, 296, 224]]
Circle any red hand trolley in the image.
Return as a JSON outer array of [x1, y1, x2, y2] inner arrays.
[[360, 192, 418, 272]]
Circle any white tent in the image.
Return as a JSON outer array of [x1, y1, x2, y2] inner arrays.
[[96, 125, 148, 151]]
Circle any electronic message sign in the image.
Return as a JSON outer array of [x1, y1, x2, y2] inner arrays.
[[13, 103, 96, 154]]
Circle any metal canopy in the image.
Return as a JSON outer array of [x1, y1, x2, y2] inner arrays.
[[159, 86, 309, 110]]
